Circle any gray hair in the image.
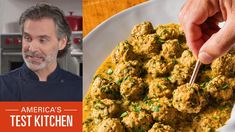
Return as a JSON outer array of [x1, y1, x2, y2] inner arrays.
[[19, 3, 71, 57]]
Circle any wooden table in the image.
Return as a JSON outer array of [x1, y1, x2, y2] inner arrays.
[[83, 0, 147, 36]]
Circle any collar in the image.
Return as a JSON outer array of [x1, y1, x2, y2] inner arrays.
[[20, 63, 62, 82]]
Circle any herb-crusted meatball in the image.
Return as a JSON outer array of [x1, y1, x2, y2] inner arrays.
[[83, 118, 94, 132], [92, 99, 120, 124], [148, 78, 174, 98], [155, 24, 180, 40], [129, 34, 161, 58], [170, 64, 192, 85], [173, 83, 206, 113], [192, 106, 232, 132], [113, 60, 141, 82], [229, 78, 235, 90], [145, 55, 174, 77], [143, 97, 178, 125], [120, 76, 146, 100], [179, 50, 196, 67], [121, 111, 153, 132], [206, 75, 233, 101], [148, 122, 175, 132], [161, 39, 182, 59], [97, 118, 125, 132], [91, 76, 120, 99], [112, 41, 135, 64], [131, 21, 154, 36], [211, 53, 235, 77]]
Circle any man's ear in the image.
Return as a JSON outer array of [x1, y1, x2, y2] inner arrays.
[[59, 37, 67, 50]]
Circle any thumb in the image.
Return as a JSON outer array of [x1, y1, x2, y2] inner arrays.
[[198, 20, 235, 64]]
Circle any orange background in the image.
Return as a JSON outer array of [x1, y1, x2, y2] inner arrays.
[[83, 0, 147, 36]]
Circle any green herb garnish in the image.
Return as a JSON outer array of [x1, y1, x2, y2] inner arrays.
[[116, 78, 123, 85], [153, 105, 161, 112], [120, 111, 128, 118], [106, 68, 113, 75], [221, 84, 229, 90], [134, 105, 141, 112]]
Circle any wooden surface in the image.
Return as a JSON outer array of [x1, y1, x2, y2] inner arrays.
[[83, 0, 147, 36]]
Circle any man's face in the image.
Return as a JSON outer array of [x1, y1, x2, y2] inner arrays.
[[22, 18, 66, 72]]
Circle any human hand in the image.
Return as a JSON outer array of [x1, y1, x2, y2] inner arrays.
[[179, 0, 235, 64]]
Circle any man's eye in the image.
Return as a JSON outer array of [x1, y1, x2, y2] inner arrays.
[[23, 36, 31, 42], [39, 38, 48, 43]]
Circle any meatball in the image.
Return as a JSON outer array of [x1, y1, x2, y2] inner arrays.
[[145, 55, 174, 77], [155, 24, 180, 40], [178, 31, 188, 50], [113, 60, 141, 81], [144, 97, 178, 125], [131, 21, 154, 36], [229, 78, 235, 90], [192, 106, 232, 132], [112, 41, 135, 63], [197, 66, 212, 83], [91, 76, 120, 99], [170, 64, 192, 85], [148, 123, 175, 132], [121, 111, 153, 132], [172, 83, 206, 113], [120, 76, 146, 100], [92, 99, 120, 124], [206, 75, 233, 101], [97, 118, 125, 132], [83, 118, 94, 132], [180, 42, 188, 50], [148, 78, 174, 98], [129, 34, 161, 58], [179, 50, 196, 67], [211, 53, 235, 77], [161, 39, 182, 59]]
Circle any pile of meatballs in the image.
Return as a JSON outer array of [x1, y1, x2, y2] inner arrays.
[[83, 22, 235, 132]]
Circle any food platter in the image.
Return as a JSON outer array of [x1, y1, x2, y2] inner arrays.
[[83, 0, 235, 131], [84, 0, 183, 94]]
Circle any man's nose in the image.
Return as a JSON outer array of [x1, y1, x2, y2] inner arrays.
[[28, 41, 39, 52]]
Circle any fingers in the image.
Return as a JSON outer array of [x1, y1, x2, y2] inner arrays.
[[184, 23, 204, 58], [201, 21, 220, 38], [179, 0, 235, 64], [178, 0, 213, 58], [198, 19, 235, 64]]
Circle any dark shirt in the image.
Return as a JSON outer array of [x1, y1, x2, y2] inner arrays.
[[0, 64, 82, 101]]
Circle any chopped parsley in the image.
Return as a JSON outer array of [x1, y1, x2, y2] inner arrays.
[[106, 68, 113, 75], [138, 126, 144, 132], [107, 77, 113, 81], [221, 84, 229, 90], [157, 38, 165, 44], [153, 105, 161, 112], [134, 105, 141, 112], [145, 100, 154, 106], [120, 112, 128, 118], [217, 105, 226, 110], [200, 82, 206, 88], [172, 59, 177, 64], [212, 115, 220, 120], [143, 96, 149, 101], [190, 87, 195, 92], [116, 78, 123, 85]]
